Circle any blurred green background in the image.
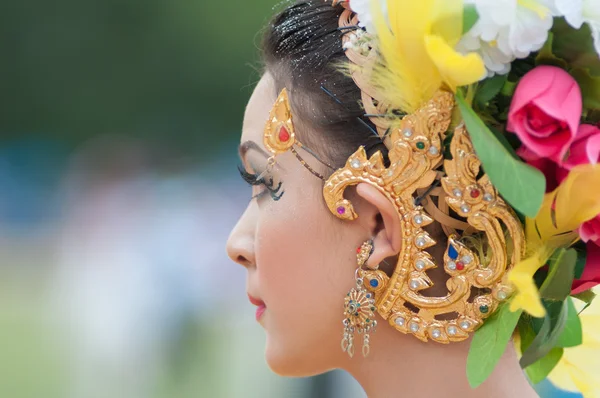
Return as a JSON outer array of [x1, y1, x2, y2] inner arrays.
[[0, 1, 582, 397], [1, 0, 276, 153]]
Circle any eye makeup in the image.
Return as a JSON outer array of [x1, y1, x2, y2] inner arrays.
[[237, 165, 284, 201]]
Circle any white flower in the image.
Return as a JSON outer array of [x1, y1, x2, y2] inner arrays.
[[456, 0, 556, 77], [348, 0, 387, 34], [555, 0, 600, 56]]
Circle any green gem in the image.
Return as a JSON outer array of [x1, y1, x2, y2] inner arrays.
[[366, 319, 370, 323], [371, 307, 376, 311], [357, 303, 361, 307], [479, 305, 489, 314], [416, 142, 426, 150]]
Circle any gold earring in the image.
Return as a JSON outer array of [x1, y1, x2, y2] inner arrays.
[[341, 240, 377, 358]]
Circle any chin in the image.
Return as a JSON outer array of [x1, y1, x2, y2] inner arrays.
[[264, 333, 336, 377]]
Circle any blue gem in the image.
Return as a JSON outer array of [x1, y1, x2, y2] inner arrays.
[[448, 244, 459, 260], [370, 279, 379, 288], [366, 293, 372, 299]]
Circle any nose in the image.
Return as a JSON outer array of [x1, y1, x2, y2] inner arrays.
[[226, 203, 257, 269]]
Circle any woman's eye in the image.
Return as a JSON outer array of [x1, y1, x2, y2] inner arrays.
[[237, 165, 284, 201]]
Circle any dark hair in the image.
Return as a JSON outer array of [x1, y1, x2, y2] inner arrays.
[[262, 1, 388, 169]]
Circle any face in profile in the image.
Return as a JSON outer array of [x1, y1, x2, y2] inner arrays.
[[226, 73, 371, 376]]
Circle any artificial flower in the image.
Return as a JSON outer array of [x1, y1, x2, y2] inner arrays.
[[547, 288, 600, 398], [509, 251, 549, 317], [572, 243, 600, 294], [576, 212, 600, 294], [517, 147, 568, 192], [348, 0, 388, 34], [554, 0, 600, 57], [370, 0, 486, 113], [564, 124, 600, 169], [507, 66, 582, 162], [580, 217, 600, 245], [509, 164, 600, 317], [456, 0, 556, 77]]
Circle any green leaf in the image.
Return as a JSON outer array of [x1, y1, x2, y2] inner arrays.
[[525, 347, 564, 384], [574, 246, 588, 279], [573, 290, 597, 314], [462, 5, 479, 34], [456, 92, 546, 217], [572, 68, 600, 110], [475, 75, 508, 109], [488, 125, 520, 160], [520, 318, 563, 384], [520, 311, 552, 368], [557, 298, 583, 348], [551, 18, 600, 76], [574, 289, 597, 305], [467, 304, 522, 388], [518, 317, 537, 353], [535, 32, 569, 69], [521, 300, 569, 368], [501, 80, 517, 97], [540, 249, 577, 301]]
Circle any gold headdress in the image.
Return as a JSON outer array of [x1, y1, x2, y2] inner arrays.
[[263, 1, 522, 344], [258, 0, 600, 391]]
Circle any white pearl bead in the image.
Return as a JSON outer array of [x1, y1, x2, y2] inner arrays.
[[410, 322, 419, 333]]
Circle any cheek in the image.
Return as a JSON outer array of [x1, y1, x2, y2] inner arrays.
[[254, 185, 357, 367]]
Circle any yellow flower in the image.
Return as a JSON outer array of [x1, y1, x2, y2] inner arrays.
[[371, 0, 486, 113], [509, 253, 547, 318], [548, 289, 600, 398], [508, 164, 600, 317]]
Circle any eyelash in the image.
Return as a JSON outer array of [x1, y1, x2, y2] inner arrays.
[[237, 166, 284, 201]]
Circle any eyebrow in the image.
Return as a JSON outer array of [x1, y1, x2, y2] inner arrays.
[[238, 140, 271, 160]]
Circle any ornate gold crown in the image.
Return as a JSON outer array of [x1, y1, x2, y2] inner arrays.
[[261, 2, 525, 344]]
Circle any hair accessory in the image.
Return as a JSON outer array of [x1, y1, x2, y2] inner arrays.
[[330, 0, 600, 390], [263, 88, 336, 180], [342, 240, 378, 358], [262, 0, 600, 390]]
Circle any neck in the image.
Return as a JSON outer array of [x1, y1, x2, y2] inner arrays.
[[340, 321, 538, 398]]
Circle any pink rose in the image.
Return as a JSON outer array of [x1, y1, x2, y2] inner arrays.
[[508, 66, 582, 162], [517, 147, 568, 192], [572, 243, 600, 295], [580, 215, 600, 246], [564, 124, 600, 169]]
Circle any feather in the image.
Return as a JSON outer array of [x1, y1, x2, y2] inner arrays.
[[368, 0, 485, 113]]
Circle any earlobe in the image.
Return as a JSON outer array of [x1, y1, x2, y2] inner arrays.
[[355, 183, 403, 268]]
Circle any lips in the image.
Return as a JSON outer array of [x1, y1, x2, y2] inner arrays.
[[248, 294, 267, 321]]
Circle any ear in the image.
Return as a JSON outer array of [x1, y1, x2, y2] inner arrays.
[[354, 183, 403, 268]]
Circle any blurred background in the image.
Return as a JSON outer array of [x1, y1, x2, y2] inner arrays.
[[0, 0, 583, 397]]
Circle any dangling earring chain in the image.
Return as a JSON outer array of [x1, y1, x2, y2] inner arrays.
[[341, 240, 377, 358]]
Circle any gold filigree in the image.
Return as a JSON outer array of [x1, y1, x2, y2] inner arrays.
[[257, 1, 525, 344], [323, 93, 523, 343], [264, 88, 296, 155]]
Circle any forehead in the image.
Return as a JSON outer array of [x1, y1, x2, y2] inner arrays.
[[241, 73, 278, 148]]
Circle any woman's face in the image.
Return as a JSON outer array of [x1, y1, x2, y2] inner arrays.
[[226, 73, 368, 376]]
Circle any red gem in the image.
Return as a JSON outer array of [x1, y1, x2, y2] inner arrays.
[[278, 126, 290, 142], [357, 308, 361, 312], [357, 247, 362, 254], [470, 189, 481, 199], [456, 261, 465, 271]]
